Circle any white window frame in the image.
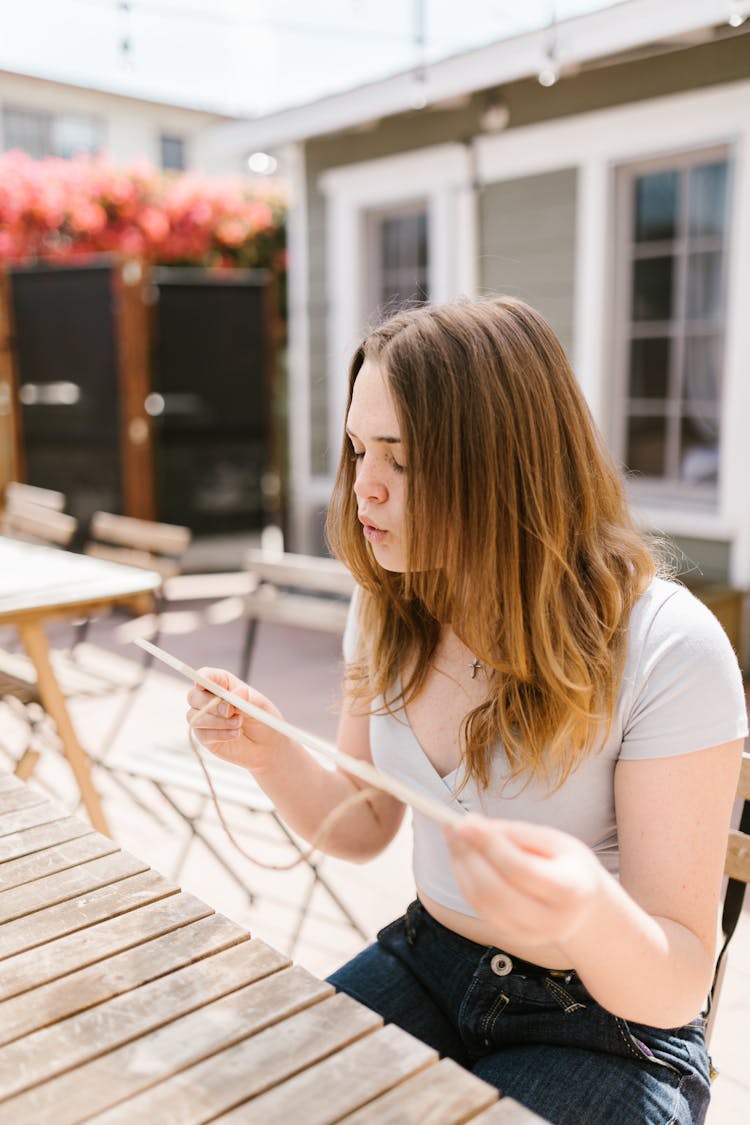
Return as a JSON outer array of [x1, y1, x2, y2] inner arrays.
[[319, 143, 477, 480], [365, 201, 430, 317], [612, 145, 731, 508]]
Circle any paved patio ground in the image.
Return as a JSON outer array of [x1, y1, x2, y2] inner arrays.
[[1, 565, 748, 1122]]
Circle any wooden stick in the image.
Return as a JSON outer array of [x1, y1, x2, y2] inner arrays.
[[135, 637, 463, 828]]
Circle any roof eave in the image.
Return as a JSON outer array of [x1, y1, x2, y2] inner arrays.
[[207, 0, 731, 157]]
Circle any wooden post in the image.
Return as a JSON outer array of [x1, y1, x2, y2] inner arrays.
[[112, 259, 156, 520], [0, 269, 24, 495]]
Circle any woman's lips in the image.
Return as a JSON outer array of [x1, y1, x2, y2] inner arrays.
[[360, 517, 387, 545]]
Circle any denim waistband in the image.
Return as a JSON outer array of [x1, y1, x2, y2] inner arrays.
[[410, 897, 577, 982]]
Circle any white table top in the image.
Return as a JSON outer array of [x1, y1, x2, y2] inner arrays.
[[0, 538, 161, 621]]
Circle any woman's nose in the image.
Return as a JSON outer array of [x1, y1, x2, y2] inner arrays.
[[353, 461, 387, 503]]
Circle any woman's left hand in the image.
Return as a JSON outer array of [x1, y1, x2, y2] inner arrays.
[[444, 815, 606, 952]]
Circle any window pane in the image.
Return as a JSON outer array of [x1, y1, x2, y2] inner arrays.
[[381, 217, 402, 270], [376, 210, 429, 315], [680, 413, 719, 484], [634, 171, 678, 242], [626, 415, 667, 477], [632, 257, 674, 321], [689, 161, 728, 238], [160, 135, 186, 171], [687, 251, 723, 320], [52, 114, 99, 158], [684, 335, 721, 407], [3, 107, 51, 159], [629, 337, 670, 399]]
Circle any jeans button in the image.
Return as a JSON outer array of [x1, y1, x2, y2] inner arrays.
[[490, 953, 513, 976]]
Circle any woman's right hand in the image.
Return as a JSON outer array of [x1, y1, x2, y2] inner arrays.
[[186, 667, 290, 773]]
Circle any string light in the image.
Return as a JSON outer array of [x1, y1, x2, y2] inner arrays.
[[538, 2, 559, 88], [728, 1, 748, 27]]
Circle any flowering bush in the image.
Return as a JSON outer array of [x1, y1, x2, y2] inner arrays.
[[0, 150, 287, 275]]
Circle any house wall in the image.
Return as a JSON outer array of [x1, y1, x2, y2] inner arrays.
[[478, 169, 578, 359], [0, 71, 235, 174], [287, 31, 750, 579]]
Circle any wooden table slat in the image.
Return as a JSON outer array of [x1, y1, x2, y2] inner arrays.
[[0, 889, 211, 1003], [89, 991, 382, 1125], [338, 1055, 498, 1124], [0, 937, 288, 1102], [0, 868, 176, 960], [0, 798, 68, 839], [0, 816, 94, 864], [0, 783, 48, 816], [0, 910, 248, 1047], [213, 1019, 437, 1125], [0, 849, 150, 923], [0, 965, 332, 1124], [0, 832, 120, 892]]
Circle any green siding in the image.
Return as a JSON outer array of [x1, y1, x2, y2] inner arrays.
[[667, 536, 731, 585], [479, 169, 577, 357], [306, 32, 750, 172]]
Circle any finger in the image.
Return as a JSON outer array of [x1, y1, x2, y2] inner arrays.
[[447, 817, 558, 900], [446, 831, 553, 934], [450, 817, 591, 904], [186, 708, 242, 731]]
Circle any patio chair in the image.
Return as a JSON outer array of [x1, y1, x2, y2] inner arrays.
[[105, 736, 368, 958], [705, 749, 750, 1051], [103, 549, 365, 956], [238, 548, 355, 680], [1, 483, 77, 547], [0, 484, 78, 774]]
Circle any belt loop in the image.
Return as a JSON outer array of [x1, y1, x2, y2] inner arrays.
[[405, 899, 421, 945]]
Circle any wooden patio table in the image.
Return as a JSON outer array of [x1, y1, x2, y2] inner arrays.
[[0, 536, 161, 836], [0, 773, 546, 1124]]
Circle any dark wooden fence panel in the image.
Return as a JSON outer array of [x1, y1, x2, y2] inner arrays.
[[3, 259, 274, 537], [150, 268, 272, 535]]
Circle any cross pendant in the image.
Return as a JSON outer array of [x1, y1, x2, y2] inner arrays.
[[469, 658, 482, 680]]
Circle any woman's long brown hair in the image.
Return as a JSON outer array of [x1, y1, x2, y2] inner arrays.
[[326, 297, 656, 789]]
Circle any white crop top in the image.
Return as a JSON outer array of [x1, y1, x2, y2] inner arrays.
[[343, 578, 748, 917]]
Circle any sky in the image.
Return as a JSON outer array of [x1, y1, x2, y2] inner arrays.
[[0, 0, 623, 118]]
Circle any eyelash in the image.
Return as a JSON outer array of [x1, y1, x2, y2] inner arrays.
[[350, 450, 406, 473]]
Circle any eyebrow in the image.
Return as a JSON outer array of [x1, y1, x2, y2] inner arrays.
[[345, 426, 402, 444]]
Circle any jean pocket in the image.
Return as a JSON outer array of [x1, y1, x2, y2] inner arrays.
[[616, 1018, 691, 1077]]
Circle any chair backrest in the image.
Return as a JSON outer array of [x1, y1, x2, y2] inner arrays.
[[1, 488, 77, 547], [239, 549, 355, 680], [245, 548, 356, 599], [4, 482, 66, 511], [84, 512, 192, 580], [706, 750, 750, 1046]]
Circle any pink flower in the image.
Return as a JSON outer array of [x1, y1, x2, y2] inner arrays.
[[0, 150, 287, 273]]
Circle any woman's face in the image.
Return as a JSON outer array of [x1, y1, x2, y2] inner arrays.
[[346, 358, 408, 572]]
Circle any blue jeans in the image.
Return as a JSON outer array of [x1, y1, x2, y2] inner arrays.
[[327, 900, 711, 1124]]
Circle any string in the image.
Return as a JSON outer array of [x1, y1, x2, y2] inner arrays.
[[187, 695, 383, 872]]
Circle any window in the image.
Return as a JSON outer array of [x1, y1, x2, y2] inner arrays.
[[618, 149, 731, 494], [160, 134, 186, 171], [367, 205, 429, 320], [3, 106, 100, 159]]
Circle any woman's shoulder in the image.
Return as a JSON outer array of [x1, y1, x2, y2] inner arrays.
[[619, 576, 748, 759], [629, 575, 730, 644]]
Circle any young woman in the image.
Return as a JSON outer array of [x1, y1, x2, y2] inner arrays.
[[187, 297, 747, 1124]]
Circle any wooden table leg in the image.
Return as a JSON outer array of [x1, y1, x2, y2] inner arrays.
[[17, 621, 111, 837]]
